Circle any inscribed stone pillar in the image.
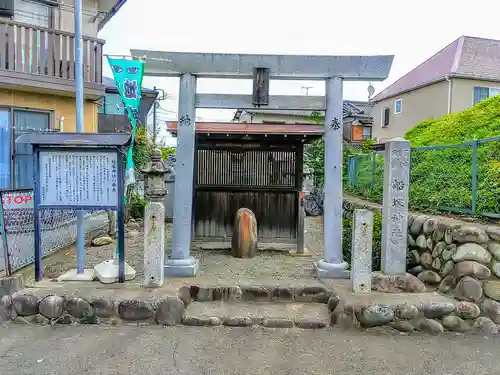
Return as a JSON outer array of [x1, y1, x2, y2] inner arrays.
[[351, 209, 373, 293], [141, 149, 167, 287], [381, 138, 411, 275], [315, 76, 349, 278], [165, 73, 199, 276]]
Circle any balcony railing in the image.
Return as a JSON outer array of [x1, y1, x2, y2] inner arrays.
[[0, 19, 104, 84]]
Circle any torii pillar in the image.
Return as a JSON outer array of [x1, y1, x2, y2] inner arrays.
[[131, 49, 394, 278], [315, 76, 349, 278]]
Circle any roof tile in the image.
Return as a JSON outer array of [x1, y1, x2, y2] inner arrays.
[[372, 38, 459, 101]]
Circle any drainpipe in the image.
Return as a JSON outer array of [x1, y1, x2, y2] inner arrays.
[[445, 76, 452, 114]]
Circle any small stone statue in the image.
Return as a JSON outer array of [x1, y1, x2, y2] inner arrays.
[[232, 208, 258, 258]]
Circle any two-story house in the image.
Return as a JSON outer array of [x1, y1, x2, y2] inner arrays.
[[372, 36, 500, 143], [232, 100, 374, 143], [0, 0, 125, 189]]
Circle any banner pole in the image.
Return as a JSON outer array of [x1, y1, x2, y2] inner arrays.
[[93, 57, 144, 283]]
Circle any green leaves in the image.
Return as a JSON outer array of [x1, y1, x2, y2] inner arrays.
[[405, 95, 500, 147], [160, 147, 176, 160]]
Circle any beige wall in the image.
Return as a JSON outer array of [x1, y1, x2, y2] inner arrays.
[[238, 112, 360, 142], [2, 1, 102, 37], [53, 0, 100, 37], [372, 80, 449, 142], [451, 78, 500, 113], [0, 89, 98, 132], [238, 113, 315, 124]]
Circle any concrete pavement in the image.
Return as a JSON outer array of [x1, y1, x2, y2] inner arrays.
[[0, 325, 498, 375]]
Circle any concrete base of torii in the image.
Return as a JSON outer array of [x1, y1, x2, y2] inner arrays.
[[57, 268, 96, 282], [314, 260, 350, 279], [164, 257, 200, 277]]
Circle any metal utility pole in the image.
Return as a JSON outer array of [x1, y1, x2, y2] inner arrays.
[[152, 86, 157, 145], [151, 88, 166, 145], [75, 0, 85, 274]]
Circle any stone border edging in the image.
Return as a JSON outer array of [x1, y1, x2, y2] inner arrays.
[[331, 300, 500, 335], [0, 285, 337, 329], [3, 283, 500, 335]]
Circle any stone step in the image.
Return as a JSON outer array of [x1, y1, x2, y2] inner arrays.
[[183, 301, 330, 329]]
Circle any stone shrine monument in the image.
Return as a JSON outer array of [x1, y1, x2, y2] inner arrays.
[[232, 208, 258, 258], [141, 149, 168, 287]]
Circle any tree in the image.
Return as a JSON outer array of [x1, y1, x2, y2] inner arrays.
[[303, 112, 360, 187]]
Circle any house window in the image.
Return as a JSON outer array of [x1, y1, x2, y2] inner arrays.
[[381, 107, 390, 127], [13, 109, 50, 189], [394, 99, 402, 114], [99, 94, 125, 115], [0, 109, 10, 189], [362, 126, 372, 140], [14, 0, 51, 27], [473, 86, 500, 105]]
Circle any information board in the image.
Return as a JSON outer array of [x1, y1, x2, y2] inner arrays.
[[39, 151, 119, 207]]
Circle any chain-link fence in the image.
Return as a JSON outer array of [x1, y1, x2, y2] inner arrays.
[[345, 136, 500, 218], [0, 189, 110, 274], [345, 152, 384, 202]]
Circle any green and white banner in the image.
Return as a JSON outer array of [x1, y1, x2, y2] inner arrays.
[[106, 56, 145, 187]]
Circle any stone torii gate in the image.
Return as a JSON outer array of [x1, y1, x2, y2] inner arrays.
[[130, 49, 393, 278]]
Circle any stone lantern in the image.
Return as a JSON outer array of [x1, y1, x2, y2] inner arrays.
[[142, 149, 168, 201], [141, 148, 168, 288]]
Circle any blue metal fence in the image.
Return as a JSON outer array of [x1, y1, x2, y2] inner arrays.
[[346, 136, 500, 218]]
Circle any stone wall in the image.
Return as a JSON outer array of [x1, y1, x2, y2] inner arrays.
[[407, 214, 500, 324], [344, 196, 500, 332]]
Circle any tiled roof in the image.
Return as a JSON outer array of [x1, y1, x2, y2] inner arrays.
[[233, 100, 373, 120], [372, 36, 500, 102]]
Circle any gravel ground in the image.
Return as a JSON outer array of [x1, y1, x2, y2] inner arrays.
[[20, 217, 326, 284]]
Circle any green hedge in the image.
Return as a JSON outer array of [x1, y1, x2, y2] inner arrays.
[[344, 96, 500, 215], [405, 96, 500, 146], [406, 96, 500, 215]]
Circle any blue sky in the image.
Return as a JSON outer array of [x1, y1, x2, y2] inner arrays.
[[99, 0, 500, 127]]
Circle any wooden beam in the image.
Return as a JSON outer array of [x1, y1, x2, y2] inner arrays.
[[130, 50, 394, 81], [252, 67, 270, 106], [195, 94, 326, 110]]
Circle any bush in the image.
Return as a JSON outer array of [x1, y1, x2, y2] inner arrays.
[[304, 139, 358, 187], [405, 95, 500, 215], [345, 96, 500, 215], [128, 193, 146, 219], [132, 126, 154, 174], [344, 153, 384, 203], [405, 96, 500, 146], [161, 147, 175, 160]]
